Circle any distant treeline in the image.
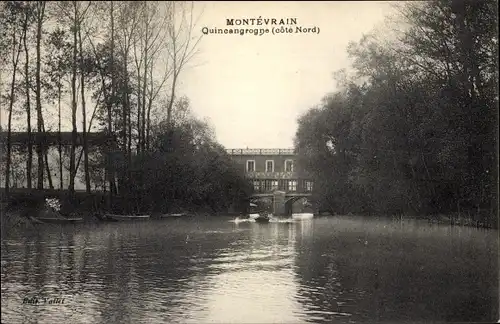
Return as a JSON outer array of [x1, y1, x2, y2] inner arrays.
[[0, 1, 252, 213], [295, 0, 498, 226]]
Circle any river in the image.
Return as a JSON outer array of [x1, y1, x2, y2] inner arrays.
[[1, 216, 498, 323]]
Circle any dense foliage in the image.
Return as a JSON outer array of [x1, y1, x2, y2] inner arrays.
[[295, 0, 498, 226], [97, 101, 253, 213]]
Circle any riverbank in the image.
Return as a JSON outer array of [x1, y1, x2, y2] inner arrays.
[[321, 211, 498, 230], [428, 213, 497, 229], [0, 203, 230, 234], [0, 205, 96, 234], [3, 206, 496, 234], [387, 213, 498, 229]]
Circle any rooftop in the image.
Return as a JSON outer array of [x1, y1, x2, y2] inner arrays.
[[0, 131, 111, 146]]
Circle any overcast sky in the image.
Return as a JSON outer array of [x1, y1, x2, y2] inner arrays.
[[177, 1, 395, 149], [0, 1, 396, 150]]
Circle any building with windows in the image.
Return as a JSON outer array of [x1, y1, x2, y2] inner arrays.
[[226, 148, 314, 194]]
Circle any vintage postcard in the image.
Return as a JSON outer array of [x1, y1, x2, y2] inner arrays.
[[1, 1, 498, 323]]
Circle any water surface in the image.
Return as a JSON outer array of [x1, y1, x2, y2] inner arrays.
[[1, 216, 498, 323]]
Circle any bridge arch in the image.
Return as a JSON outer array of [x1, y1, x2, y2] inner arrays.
[[284, 196, 312, 216]]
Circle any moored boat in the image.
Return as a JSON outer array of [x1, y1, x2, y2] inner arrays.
[[36, 217, 83, 224], [105, 214, 150, 221], [159, 213, 188, 218], [291, 213, 314, 220]]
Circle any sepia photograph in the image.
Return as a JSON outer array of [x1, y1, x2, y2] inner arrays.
[[0, 1, 498, 323]]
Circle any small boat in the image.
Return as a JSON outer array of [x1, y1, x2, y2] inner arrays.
[[254, 211, 272, 223], [29, 216, 45, 224], [248, 202, 263, 220], [105, 214, 150, 221], [291, 213, 314, 220], [159, 213, 188, 218], [248, 213, 260, 219], [36, 217, 83, 224], [255, 216, 270, 223], [230, 217, 256, 224]]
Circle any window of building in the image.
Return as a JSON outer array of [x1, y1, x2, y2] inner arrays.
[[265, 160, 274, 172], [288, 180, 297, 192], [246, 160, 255, 172], [263, 180, 271, 191], [285, 159, 294, 172], [305, 180, 313, 192], [264, 180, 279, 191], [253, 180, 261, 192]]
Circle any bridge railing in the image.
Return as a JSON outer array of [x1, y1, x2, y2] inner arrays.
[[226, 148, 295, 155]]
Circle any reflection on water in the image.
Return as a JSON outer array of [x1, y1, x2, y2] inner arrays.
[[1, 216, 498, 323]]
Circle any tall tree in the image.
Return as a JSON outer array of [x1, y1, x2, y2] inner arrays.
[[2, 1, 25, 194], [58, 1, 81, 193], [164, 2, 202, 129], [76, 2, 92, 193], [34, 1, 46, 189], [21, 2, 34, 190], [45, 28, 71, 189]]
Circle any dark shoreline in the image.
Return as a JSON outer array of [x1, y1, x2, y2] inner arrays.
[[1, 205, 497, 234]]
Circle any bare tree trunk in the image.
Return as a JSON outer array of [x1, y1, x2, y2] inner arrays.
[[166, 62, 177, 128], [58, 79, 63, 189], [122, 76, 127, 161], [40, 123, 54, 189], [126, 71, 132, 213], [123, 53, 131, 198], [141, 67, 147, 154], [146, 96, 153, 151], [127, 97, 132, 162], [146, 65, 155, 150], [133, 14, 143, 156], [44, 148, 54, 189], [134, 53, 142, 155], [108, 1, 116, 197], [78, 24, 91, 193], [141, 14, 149, 155], [5, 31, 23, 195], [22, 14, 33, 190], [165, 2, 201, 128], [35, 1, 46, 190], [69, 2, 78, 193]]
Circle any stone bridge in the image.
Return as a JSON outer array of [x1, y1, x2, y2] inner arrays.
[[250, 191, 313, 216]]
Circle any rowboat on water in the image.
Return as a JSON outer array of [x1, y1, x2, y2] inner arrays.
[[254, 211, 273, 223], [248, 202, 264, 220], [104, 214, 150, 221], [255, 215, 271, 223], [36, 217, 84, 224]]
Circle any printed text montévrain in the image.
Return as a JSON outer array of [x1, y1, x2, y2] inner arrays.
[[201, 17, 320, 36]]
